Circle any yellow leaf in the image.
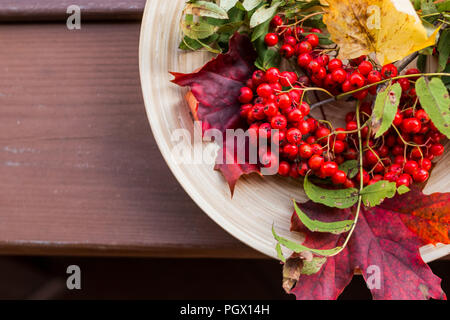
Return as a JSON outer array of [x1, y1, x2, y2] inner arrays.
[[321, 0, 439, 65]]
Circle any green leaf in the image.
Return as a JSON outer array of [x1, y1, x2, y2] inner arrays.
[[360, 180, 397, 207], [251, 19, 270, 42], [304, 175, 359, 209], [181, 16, 216, 39], [301, 257, 327, 275], [372, 82, 402, 138], [438, 29, 450, 72], [250, 1, 281, 28], [339, 160, 359, 179], [272, 226, 343, 257], [276, 242, 286, 262], [255, 48, 281, 70], [437, 0, 450, 12], [416, 77, 450, 139], [293, 201, 354, 235], [397, 185, 411, 195], [421, 0, 439, 23], [417, 54, 427, 73], [185, 1, 229, 20], [220, 0, 239, 12], [242, 0, 264, 11]]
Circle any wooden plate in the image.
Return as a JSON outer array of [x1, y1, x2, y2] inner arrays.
[[139, 0, 450, 262]]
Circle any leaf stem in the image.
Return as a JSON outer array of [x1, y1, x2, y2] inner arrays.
[[328, 102, 364, 257]]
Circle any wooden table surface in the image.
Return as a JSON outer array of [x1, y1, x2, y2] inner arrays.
[[0, 2, 263, 258]]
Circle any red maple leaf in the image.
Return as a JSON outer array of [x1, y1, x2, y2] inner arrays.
[[289, 188, 448, 300], [171, 33, 260, 195]]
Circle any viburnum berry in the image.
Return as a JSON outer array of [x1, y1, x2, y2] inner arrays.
[[252, 70, 265, 86], [290, 163, 299, 178], [283, 144, 298, 158], [346, 121, 358, 132], [315, 127, 331, 141], [238, 87, 253, 104], [344, 179, 356, 188], [415, 109, 430, 124], [381, 64, 398, 79], [284, 36, 297, 47], [413, 169, 429, 183], [333, 140, 346, 154], [384, 171, 398, 182], [402, 118, 421, 134], [308, 60, 321, 73], [297, 53, 313, 68], [258, 123, 272, 140], [287, 128, 302, 144], [311, 144, 323, 155], [279, 71, 298, 87], [342, 80, 354, 93], [393, 111, 403, 126], [299, 144, 313, 159], [405, 68, 421, 80], [265, 67, 280, 83], [280, 44, 295, 59], [272, 130, 286, 146], [430, 143, 445, 157], [278, 161, 291, 177], [277, 93, 291, 109], [256, 83, 273, 98], [311, 28, 322, 34], [419, 158, 432, 171], [364, 150, 379, 166], [288, 109, 303, 122], [332, 68, 347, 84], [397, 78, 410, 91], [356, 169, 370, 185], [396, 174, 411, 187], [297, 41, 313, 54], [328, 58, 343, 72], [404, 160, 419, 175], [297, 162, 309, 176], [264, 33, 278, 47], [321, 161, 338, 177], [332, 170, 347, 185], [271, 15, 283, 28], [358, 61, 373, 76], [271, 115, 288, 130], [349, 72, 365, 88], [264, 102, 277, 117], [308, 155, 324, 171], [305, 34, 319, 47]]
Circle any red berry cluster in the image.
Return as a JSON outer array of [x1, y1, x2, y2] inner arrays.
[[239, 68, 353, 186], [264, 15, 400, 101]]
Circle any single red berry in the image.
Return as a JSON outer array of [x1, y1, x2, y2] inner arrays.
[[308, 60, 321, 73], [405, 68, 420, 80], [284, 36, 297, 47], [335, 128, 347, 141], [265, 67, 280, 83], [381, 64, 398, 79], [342, 80, 354, 93], [328, 59, 343, 72], [397, 78, 410, 91], [240, 104, 253, 118], [256, 83, 273, 98], [331, 68, 347, 84], [377, 145, 389, 158], [402, 118, 421, 134], [271, 15, 283, 28], [264, 33, 279, 47], [358, 61, 373, 76], [430, 143, 445, 157], [297, 41, 312, 54], [287, 128, 302, 145], [297, 53, 313, 68], [307, 118, 318, 132], [332, 170, 347, 185], [311, 144, 323, 155], [384, 171, 398, 182], [278, 161, 291, 177], [298, 102, 310, 117], [364, 150, 379, 166], [272, 130, 286, 146], [297, 121, 310, 135], [305, 34, 319, 47], [321, 161, 338, 177], [295, 26, 305, 38], [283, 144, 298, 158], [238, 87, 253, 104], [410, 146, 423, 159], [315, 127, 331, 141], [314, 66, 327, 80], [404, 160, 419, 175], [356, 170, 370, 185], [258, 123, 272, 140], [308, 155, 324, 171], [396, 174, 411, 188], [277, 93, 292, 109], [264, 102, 278, 117], [415, 109, 430, 124], [297, 162, 309, 176], [353, 89, 369, 101], [413, 169, 429, 183], [299, 144, 313, 159], [394, 155, 406, 165], [391, 145, 404, 156], [345, 112, 356, 123], [290, 163, 299, 178], [310, 28, 322, 34], [393, 111, 403, 126], [346, 121, 358, 132], [349, 72, 365, 88], [288, 109, 303, 122], [279, 72, 298, 87], [419, 158, 432, 171], [271, 115, 287, 130], [316, 55, 330, 67], [367, 70, 382, 83], [280, 44, 295, 59], [333, 140, 346, 154], [251, 104, 265, 120], [252, 70, 265, 86]]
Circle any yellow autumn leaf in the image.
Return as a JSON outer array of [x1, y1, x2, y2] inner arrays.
[[320, 0, 439, 65]]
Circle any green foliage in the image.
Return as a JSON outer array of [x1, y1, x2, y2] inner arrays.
[[360, 180, 397, 207], [372, 82, 402, 139]]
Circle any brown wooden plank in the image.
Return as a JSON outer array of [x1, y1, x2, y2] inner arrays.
[[0, 0, 146, 21], [0, 22, 264, 258]]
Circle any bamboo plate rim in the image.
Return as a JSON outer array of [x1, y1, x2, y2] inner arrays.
[[138, 0, 450, 262]]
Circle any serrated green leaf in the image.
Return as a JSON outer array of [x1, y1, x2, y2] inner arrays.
[[416, 77, 450, 138], [397, 185, 411, 195], [360, 180, 397, 207], [339, 160, 359, 179], [372, 82, 402, 138], [304, 175, 359, 209], [242, 0, 264, 11], [301, 257, 327, 275], [293, 201, 354, 234], [438, 29, 450, 72], [249, 1, 281, 28], [220, 0, 239, 12], [185, 1, 229, 20], [272, 226, 343, 257]]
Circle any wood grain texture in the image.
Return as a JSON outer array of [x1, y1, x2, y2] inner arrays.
[[0, 22, 263, 258], [0, 0, 146, 21]]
